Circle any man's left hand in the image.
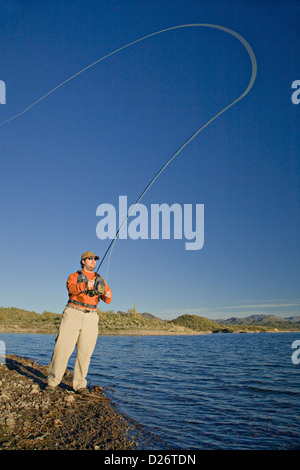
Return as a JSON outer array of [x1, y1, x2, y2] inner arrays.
[[102, 291, 112, 300]]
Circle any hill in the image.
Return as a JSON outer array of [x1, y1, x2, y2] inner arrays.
[[0, 307, 204, 335], [0, 307, 62, 334], [167, 314, 283, 333], [215, 314, 300, 331], [1, 307, 299, 335], [168, 314, 225, 332]]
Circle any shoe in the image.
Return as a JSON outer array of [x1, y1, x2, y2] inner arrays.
[[45, 385, 56, 392], [76, 388, 90, 395]]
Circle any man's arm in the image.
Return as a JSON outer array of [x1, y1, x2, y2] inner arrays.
[[100, 279, 112, 304], [67, 272, 87, 295]]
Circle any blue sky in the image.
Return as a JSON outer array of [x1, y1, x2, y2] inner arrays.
[[0, 0, 299, 320]]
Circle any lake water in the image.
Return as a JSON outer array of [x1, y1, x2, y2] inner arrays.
[[1, 331, 300, 450]]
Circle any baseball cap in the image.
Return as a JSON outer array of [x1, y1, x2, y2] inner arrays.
[[81, 251, 99, 261]]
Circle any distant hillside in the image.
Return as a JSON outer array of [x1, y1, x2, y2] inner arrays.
[[215, 314, 300, 331], [0, 307, 62, 334], [1, 307, 299, 335], [168, 314, 231, 333], [117, 311, 163, 322], [140, 312, 164, 322], [0, 307, 202, 335]]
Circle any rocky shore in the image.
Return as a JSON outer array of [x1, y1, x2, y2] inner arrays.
[[0, 354, 139, 450]]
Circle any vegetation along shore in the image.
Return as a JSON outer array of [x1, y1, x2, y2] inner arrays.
[[1, 306, 300, 335]]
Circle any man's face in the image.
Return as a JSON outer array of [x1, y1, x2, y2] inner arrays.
[[82, 257, 97, 272]]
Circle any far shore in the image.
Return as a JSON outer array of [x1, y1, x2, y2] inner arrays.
[[0, 326, 212, 336], [0, 326, 289, 336], [1, 307, 299, 336]]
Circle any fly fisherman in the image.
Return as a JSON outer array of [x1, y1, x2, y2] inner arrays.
[[46, 251, 112, 394]]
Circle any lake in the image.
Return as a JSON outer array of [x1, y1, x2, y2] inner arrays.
[[1, 331, 300, 450]]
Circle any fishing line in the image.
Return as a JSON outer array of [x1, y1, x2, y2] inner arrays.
[[0, 24, 256, 129], [95, 25, 257, 278], [0, 24, 257, 278]]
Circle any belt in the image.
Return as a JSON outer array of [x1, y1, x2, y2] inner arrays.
[[67, 303, 97, 313]]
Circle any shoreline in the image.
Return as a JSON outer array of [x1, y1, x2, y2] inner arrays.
[[0, 327, 295, 335], [0, 354, 143, 450], [0, 327, 212, 336]]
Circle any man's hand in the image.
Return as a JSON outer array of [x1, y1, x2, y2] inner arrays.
[[87, 279, 95, 290], [102, 291, 112, 300]]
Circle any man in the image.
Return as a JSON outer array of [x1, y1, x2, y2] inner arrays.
[[47, 251, 112, 394]]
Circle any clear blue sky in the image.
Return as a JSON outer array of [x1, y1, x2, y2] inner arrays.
[[0, 0, 299, 320]]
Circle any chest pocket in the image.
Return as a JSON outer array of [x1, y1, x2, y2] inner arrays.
[[77, 271, 106, 296]]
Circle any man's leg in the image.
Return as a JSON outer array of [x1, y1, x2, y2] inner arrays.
[[47, 307, 82, 388], [72, 310, 99, 391]]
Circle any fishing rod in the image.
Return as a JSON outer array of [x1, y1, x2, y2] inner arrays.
[[95, 132, 196, 273]]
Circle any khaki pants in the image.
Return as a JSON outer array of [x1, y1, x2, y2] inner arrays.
[[47, 305, 99, 391]]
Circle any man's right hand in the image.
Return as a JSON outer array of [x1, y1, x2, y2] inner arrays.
[[87, 279, 95, 290]]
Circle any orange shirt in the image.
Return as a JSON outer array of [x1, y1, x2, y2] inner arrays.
[[67, 270, 112, 310]]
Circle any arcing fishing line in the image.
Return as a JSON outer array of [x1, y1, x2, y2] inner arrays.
[[0, 24, 257, 277], [0, 24, 256, 129], [95, 25, 257, 278]]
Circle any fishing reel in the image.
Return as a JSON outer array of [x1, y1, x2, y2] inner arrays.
[[87, 289, 97, 297], [87, 277, 106, 297]]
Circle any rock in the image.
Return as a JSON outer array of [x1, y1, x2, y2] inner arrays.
[[64, 394, 75, 403], [31, 384, 40, 394], [6, 417, 15, 428], [0, 392, 10, 401]]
